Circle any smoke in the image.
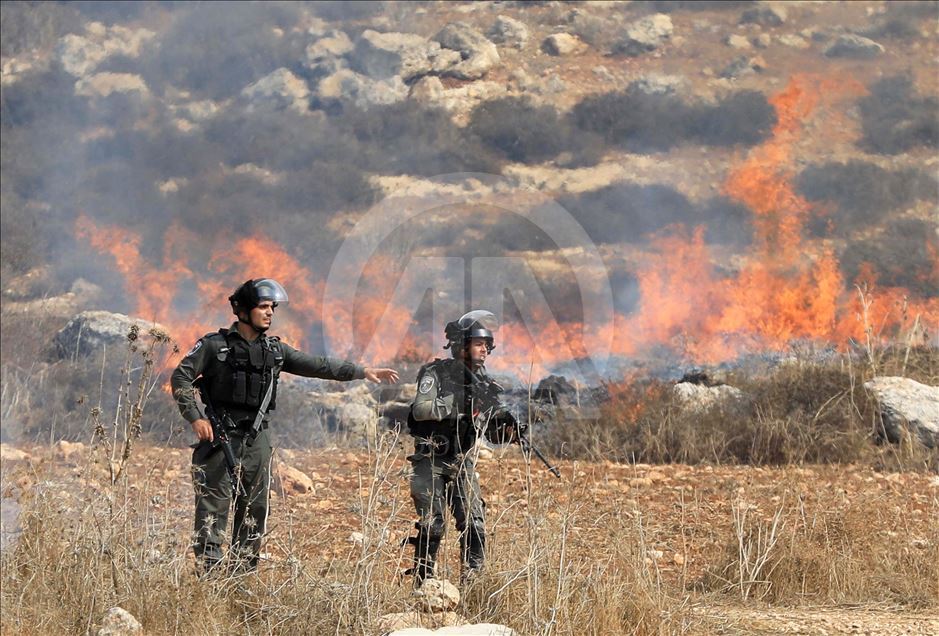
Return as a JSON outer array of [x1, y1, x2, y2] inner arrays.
[[555, 183, 753, 247], [797, 161, 937, 237], [857, 75, 939, 155], [841, 217, 939, 297], [571, 87, 776, 153]]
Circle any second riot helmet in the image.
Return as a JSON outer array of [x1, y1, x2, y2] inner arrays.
[[444, 309, 499, 352]]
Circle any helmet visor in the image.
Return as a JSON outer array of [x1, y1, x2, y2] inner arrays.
[[254, 278, 289, 305], [457, 310, 499, 332]]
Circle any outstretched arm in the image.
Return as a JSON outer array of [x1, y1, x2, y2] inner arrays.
[[364, 367, 399, 384]]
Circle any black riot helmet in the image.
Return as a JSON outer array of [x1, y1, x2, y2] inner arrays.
[[229, 278, 289, 316], [444, 310, 499, 353]]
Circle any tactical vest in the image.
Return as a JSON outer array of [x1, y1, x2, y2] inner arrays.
[[205, 329, 284, 413], [407, 359, 477, 453]]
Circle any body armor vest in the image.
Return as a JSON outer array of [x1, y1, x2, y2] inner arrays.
[[206, 329, 284, 413], [407, 359, 478, 454]]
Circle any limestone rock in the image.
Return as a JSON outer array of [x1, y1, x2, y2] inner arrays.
[[52, 311, 166, 360], [97, 607, 141, 635], [376, 611, 464, 633], [0, 445, 30, 462], [613, 14, 673, 57], [352, 30, 460, 81], [75, 73, 149, 98], [739, 4, 787, 27], [488, 15, 529, 49], [630, 73, 687, 95], [754, 33, 773, 48], [778, 33, 810, 49], [725, 34, 752, 50], [410, 76, 446, 103], [275, 463, 314, 496], [56, 24, 155, 77], [433, 22, 501, 80], [242, 68, 310, 113], [413, 578, 461, 612], [720, 55, 766, 79], [316, 69, 409, 108], [865, 377, 939, 448], [541, 33, 585, 56], [306, 30, 354, 65], [672, 382, 746, 413], [54, 440, 86, 462], [824, 34, 885, 58]]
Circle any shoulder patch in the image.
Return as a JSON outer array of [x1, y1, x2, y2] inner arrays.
[[186, 340, 204, 357], [418, 374, 436, 394]]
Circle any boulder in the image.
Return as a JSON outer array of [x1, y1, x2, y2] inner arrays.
[[488, 15, 529, 49], [720, 55, 766, 79], [56, 24, 155, 77], [2, 266, 54, 299], [376, 611, 464, 633], [305, 30, 354, 65], [0, 444, 30, 462], [75, 72, 149, 98], [410, 76, 446, 103], [630, 73, 687, 95], [824, 34, 885, 58], [739, 4, 787, 27], [533, 375, 577, 405], [672, 382, 746, 414], [52, 311, 167, 360], [316, 69, 409, 108], [864, 377, 939, 448], [753, 33, 772, 48], [613, 14, 673, 57], [725, 34, 752, 50], [777, 33, 810, 49], [433, 22, 501, 80], [242, 68, 310, 113], [413, 578, 461, 612], [351, 30, 460, 81], [275, 463, 314, 496], [97, 607, 142, 636], [541, 33, 585, 56]]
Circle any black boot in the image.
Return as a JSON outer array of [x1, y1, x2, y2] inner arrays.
[[460, 526, 485, 582]]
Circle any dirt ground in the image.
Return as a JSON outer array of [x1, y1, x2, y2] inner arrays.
[[2, 440, 937, 634]]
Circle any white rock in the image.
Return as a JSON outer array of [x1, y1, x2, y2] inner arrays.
[[75, 72, 149, 98], [753, 33, 773, 48], [614, 14, 673, 56], [824, 34, 885, 58], [241, 68, 310, 113], [864, 377, 939, 448], [433, 22, 501, 80], [413, 578, 461, 613], [306, 30, 354, 64], [542, 33, 585, 56], [410, 76, 445, 103], [672, 382, 746, 413], [97, 607, 142, 636], [352, 30, 460, 81], [56, 24, 155, 77], [725, 34, 751, 50], [488, 15, 529, 49], [52, 311, 167, 360], [630, 73, 687, 95], [317, 68, 409, 108], [0, 444, 30, 462], [740, 4, 787, 27], [777, 33, 810, 49]]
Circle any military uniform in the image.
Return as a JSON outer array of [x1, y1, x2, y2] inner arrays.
[[171, 323, 365, 571], [407, 357, 489, 582]]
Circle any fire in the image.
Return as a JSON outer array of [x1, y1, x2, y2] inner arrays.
[[75, 74, 936, 385]]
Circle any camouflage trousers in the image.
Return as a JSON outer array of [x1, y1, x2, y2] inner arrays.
[[408, 441, 486, 582], [191, 428, 272, 573]]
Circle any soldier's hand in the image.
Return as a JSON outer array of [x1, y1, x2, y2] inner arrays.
[[192, 418, 213, 442], [364, 367, 399, 384]]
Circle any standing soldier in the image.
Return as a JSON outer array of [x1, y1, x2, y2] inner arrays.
[[405, 310, 517, 584], [171, 278, 398, 575]]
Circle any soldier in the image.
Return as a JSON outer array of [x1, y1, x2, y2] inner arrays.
[[171, 278, 398, 574], [405, 310, 517, 584]]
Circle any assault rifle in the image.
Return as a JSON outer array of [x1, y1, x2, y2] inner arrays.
[[193, 378, 247, 497], [461, 365, 561, 479]]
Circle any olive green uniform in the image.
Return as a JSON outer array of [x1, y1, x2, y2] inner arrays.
[[171, 323, 365, 572], [407, 358, 489, 582]]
